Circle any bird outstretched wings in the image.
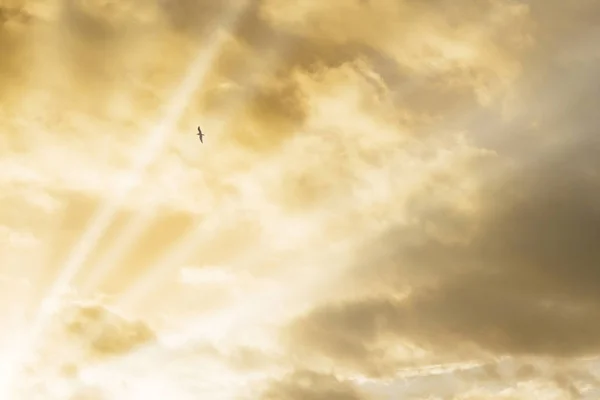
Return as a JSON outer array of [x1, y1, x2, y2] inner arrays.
[[197, 126, 204, 143]]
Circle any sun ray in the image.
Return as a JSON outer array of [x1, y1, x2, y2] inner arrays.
[[0, 3, 252, 396], [79, 29, 301, 297], [78, 205, 154, 294], [77, 205, 391, 399], [47, 0, 254, 300], [116, 136, 418, 335], [89, 224, 364, 367], [114, 146, 292, 308]]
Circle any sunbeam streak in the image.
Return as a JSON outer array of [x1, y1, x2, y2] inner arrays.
[[80, 29, 300, 296], [47, 19, 240, 305], [0, 3, 251, 396]]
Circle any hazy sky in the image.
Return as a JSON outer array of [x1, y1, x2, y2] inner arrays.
[[1, 0, 599, 398]]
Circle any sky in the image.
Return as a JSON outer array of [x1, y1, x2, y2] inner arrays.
[[0, 0, 599, 398]]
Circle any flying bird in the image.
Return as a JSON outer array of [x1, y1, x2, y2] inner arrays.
[[197, 126, 204, 143]]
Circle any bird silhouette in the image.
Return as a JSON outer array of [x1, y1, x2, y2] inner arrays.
[[197, 126, 204, 143]]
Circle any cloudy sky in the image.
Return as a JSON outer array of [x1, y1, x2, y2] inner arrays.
[[1, 0, 599, 398]]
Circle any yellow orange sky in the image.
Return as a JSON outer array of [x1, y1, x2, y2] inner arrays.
[[1, 0, 600, 398]]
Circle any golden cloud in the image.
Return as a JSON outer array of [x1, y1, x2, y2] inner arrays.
[[1, 0, 600, 398]]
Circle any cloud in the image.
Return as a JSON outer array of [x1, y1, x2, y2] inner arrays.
[[1, 0, 600, 398], [9, 298, 158, 399], [0, 0, 41, 27], [26, 299, 156, 366], [286, 159, 600, 375], [61, 302, 156, 357], [260, 0, 532, 107], [260, 370, 366, 400], [282, 28, 600, 378]]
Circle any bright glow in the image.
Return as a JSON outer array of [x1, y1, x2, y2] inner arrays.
[[0, 3, 251, 397], [179, 266, 236, 285]]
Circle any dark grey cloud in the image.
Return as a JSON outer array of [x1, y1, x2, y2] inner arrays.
[[288, 127, 600, 374], [283, 0, 600, 375]]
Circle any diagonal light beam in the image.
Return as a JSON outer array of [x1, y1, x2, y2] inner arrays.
[[48, 25, 237, 304], [80, 31, 300, 295], [0, 4, 251, 397]]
